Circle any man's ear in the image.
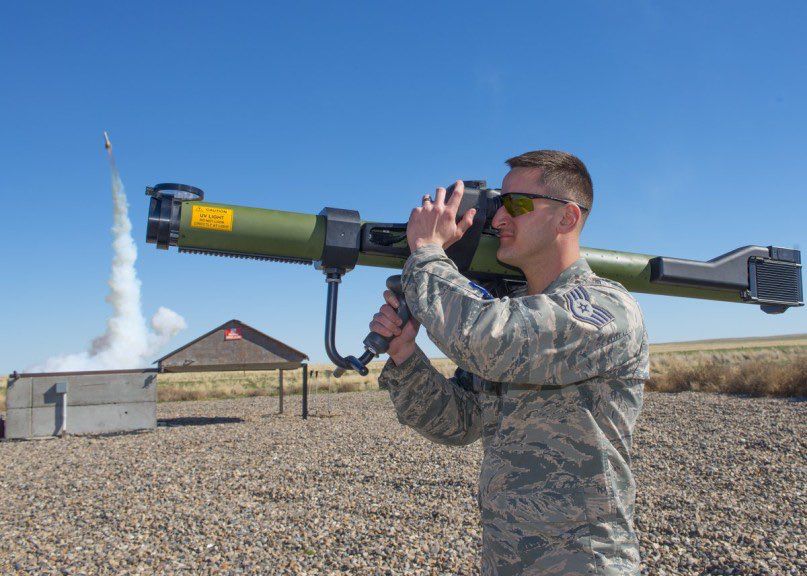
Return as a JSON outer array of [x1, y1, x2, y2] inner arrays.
[[557, 205, 581, 234]]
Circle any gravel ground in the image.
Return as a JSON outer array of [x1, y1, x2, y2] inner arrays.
[[1, 391, 804, 575]]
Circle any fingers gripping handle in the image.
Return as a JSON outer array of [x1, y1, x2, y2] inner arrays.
[[326, 276, 410, 378], [363, 275, 410, 356]]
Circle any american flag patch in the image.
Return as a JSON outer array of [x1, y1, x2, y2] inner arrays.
[[564, 286, 615, 328]]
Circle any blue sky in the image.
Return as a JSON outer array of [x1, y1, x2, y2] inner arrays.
[[1, 1, 805, 372]]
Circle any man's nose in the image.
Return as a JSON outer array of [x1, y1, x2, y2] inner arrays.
[[491, 205, 510, 229]]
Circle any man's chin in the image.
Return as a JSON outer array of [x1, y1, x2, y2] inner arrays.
[[496, 248, 519, 268]]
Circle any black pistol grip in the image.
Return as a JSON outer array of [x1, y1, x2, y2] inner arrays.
[[386, 274, 411, 327], [363, 275, 410, 356]]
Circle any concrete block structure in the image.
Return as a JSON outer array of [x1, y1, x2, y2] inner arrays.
[[4, 369, 157, 439]]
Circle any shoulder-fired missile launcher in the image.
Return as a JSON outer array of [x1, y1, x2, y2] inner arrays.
[[145, 182, 803, 375]]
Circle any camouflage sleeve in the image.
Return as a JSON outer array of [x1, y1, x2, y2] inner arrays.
[[378, 345, 482, 446], [402, 244, 646, 386]]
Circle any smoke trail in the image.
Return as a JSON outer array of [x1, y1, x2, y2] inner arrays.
[[30, 134, 186, 372]]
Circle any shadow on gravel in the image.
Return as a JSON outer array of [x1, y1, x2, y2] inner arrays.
[[158, 417, 244, 428]]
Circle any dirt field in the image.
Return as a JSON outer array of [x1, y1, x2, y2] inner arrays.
[[1, 390, 804, 575], [1, 335, 804, 574], [649, 333, 807, 353]]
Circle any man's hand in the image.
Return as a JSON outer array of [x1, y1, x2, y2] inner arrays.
[[407, 180, 477, 252], [369, 290, 421, 366]]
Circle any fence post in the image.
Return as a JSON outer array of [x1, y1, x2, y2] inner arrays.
[[301, 363, 308, 420], [278, 369, 284, 414]]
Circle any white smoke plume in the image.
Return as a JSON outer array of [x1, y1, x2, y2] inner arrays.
[[30, 135, 186, 372]]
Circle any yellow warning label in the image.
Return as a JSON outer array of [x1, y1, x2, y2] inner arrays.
[[190, 205, 234, 232]]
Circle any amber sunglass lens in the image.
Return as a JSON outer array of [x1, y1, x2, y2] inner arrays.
[[503, 194, 534, 217]]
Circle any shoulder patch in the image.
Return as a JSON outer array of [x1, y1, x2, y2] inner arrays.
[[564, 285, 615, 328]]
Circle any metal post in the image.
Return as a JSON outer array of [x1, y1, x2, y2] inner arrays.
[[326, 369, 333, 416], [302, 363, 308, 420], [55, 382, 68, 437], [278, 369, 284, 415]]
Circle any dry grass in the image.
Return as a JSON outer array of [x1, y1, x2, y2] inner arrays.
[[156, 365, 387, 403], [155, 359, 459, 404], [155, 344, 805, 403], [1, 338, 805, 414], [647, 346, 806, 397]]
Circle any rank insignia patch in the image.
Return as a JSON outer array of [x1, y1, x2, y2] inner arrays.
[[564, 286, 615, 328]]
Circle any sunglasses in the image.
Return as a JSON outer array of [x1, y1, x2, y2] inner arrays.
[[499, 192, 590, 217]]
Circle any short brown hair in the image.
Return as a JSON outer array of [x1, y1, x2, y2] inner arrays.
[[505, 150, 593, 215]]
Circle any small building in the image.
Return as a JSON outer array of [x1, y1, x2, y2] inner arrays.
[[155, 319, 308, 373]]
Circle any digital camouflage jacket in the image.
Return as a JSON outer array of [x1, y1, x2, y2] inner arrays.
[[378, 244, 649, 576]]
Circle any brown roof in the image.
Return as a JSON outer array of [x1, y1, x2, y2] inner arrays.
[[154, 319, 308, 367]]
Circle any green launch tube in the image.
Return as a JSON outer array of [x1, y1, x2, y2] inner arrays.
[[177, 201, 326, 262], [166, 200, 794, 306], [145, 182, 802, 375]]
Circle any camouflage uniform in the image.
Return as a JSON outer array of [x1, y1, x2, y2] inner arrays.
[[378, 244, 649, 576]]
